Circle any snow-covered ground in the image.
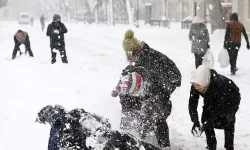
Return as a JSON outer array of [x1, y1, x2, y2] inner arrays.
[[0, 21, 249, 150]]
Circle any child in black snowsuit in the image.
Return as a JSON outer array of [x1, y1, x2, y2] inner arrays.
[[112, 67, 172, 149], [189, 65, 241, 150], [12, 30, 34, 60], [36, 105, 161, 150], [46, 14, 68, 64]]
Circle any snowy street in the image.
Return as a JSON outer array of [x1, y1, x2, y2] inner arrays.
[[0, 21, 250, 150]]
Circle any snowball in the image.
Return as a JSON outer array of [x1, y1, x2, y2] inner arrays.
[[209, 4, 213, 10]]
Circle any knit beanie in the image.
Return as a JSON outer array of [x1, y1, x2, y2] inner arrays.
[[53, 14, 61, 22], [119, 72, 144, 95], [123, 30, 142, 52], [191, 65, 211, 87]]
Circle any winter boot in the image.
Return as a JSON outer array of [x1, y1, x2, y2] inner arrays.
[[206, 145, 216, 150], [51, 58, 56, 64], [226, 146, 234, 150], [231, 66, 238, 75], [61, 57, 68, 64]]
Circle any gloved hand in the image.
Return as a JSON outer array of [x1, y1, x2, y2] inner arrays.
[[191, 122, 202, 138], [111, 87, 120, 97], [247, 43, 250, 50], [122, 65, 132, 76], [141, 102, 149, 114]]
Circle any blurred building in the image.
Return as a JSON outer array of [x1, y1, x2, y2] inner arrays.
[[3, 0, 42, 20]]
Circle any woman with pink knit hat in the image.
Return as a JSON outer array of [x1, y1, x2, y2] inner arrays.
[[112, 66, 173, 150]]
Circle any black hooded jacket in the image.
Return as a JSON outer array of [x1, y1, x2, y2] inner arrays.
[[47, 21, 68, 48], [124, 42, 181, 93], [188, 69, 240, 128]]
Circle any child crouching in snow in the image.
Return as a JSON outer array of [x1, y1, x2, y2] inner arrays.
[[36, 105, 162, 150]]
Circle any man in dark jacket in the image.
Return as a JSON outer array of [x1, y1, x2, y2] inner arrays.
[[36, 105, 161, 150], [40, 14, 45, 31], [47, 14, 68, 64], [112, 67, 172, 149], [12, 30, 34, 60], [224, 12, 250, 75], [188, 65, 241, 150]]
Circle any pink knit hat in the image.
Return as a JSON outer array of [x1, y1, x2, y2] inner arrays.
[[119, 72, 144, 95]]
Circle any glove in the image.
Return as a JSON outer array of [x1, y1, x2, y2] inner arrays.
[[122, 65, 132, 76], [191, 122, 202, 138], [247, 43, 250, 50], [141, 102, 149, 114], [111, 87, 120, 97]]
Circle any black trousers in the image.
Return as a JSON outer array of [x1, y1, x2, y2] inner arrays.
[[227, 43, 240, 71], [194, 53, 205, 68], [204, 121, 235, 150], [41, 23, 45, 31], [51, 46, 68, 63], [120, 94, 172, 148], [12, 43, 34, 59]]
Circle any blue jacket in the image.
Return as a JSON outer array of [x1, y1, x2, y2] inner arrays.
[[48, 125, 58, 150]]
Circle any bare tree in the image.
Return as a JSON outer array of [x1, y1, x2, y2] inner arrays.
[[41, 0, 69, 18], [206, 0, 226, 33]]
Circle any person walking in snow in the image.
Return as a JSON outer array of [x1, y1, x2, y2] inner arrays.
[[188, 65, 241, 150], [112, 67, 172, 149], [12, 30, 34, 60], [224, 12, 250, 75], [47, 14, 68, 64], [36, 105, 162, 150], [40, 14, 46, 31], [189, 16, 210, 68]]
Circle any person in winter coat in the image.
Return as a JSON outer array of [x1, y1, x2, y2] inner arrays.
[[189, 16, 210, 68], [36, 105, 162, 150], [112, 66, 172, 150], [12, 30, 34, 60], [46, 14, 68, 64], [188, 65, 241, 150], [40, 14, 45, 31], [224, 12, 250, 75], [114, 30, 181, 120]]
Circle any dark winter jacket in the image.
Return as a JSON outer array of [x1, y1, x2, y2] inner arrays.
[[14, 31, 31, 51], [188, 69, 240, 129], [126, 67, 172, 120], [46, 21, 68, 49], [133, 42, 181, 89], [224, 21, 249, 47], [189, 23, 210, 54]]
